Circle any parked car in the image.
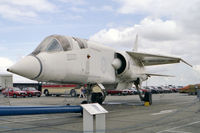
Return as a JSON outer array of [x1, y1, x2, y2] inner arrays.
[[22, 87, 41, 97], [2, 87, 27, 98], [106, 90, 123, 95], [169, 85, 182, 93], [143, 86, 154, 93], [132, 88, 138, 94], [156, 86, 164, 93], [149, 86, 159, 94], [176, 86, 183, 92], [122, 89, 134, 95]]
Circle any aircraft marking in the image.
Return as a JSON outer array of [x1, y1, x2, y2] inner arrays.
[[151, 109, 177, 116]]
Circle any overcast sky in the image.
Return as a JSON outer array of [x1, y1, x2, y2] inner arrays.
[[0, 0, 200, 86]]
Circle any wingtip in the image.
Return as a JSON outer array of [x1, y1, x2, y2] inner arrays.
[[181, 59, 193, 67]]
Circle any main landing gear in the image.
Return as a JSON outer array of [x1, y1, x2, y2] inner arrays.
[[134, 79, 152, 105], [81, 84, 106, 105]]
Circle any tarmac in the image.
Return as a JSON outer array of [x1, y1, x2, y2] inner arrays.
[[0, 93, 200, 133]]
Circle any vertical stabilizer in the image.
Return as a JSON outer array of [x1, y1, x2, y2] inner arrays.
[[132, 34, 138, 51]]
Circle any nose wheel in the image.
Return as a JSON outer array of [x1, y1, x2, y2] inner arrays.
[[91, 92, 106, 104]]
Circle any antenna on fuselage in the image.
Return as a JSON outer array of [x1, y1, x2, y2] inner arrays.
[[132, 34, 138, 51]]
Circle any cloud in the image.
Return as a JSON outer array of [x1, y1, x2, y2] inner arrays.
[[90, 18, 182, 51], [5, 0, 56, 12], [90, 17, 200, 59], [116, 0, 156, 14], [194, 65, 200, 74], [57, 0, 87, 13], [115, 0, 196, 17], [136, 18, 181, 41], [58, 0, 86, 5], [0, 4, 37, 19], [69, 7, 86, 13], [90, 5, 114, 12], [0, 45, 7, 51], [0, 0, 56, 22], [115, 0, 200, 34], [0, 57, 14, 73]]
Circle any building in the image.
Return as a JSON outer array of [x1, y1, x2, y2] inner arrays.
[[0, 74, 13, 89]]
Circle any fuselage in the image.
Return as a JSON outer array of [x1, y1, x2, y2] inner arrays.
[[7, 35, 147, 85]]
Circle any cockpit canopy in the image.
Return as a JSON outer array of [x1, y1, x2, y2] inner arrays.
[[32, 35, 88, 55]]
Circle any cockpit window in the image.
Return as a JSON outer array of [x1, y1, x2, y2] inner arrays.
[[31, 35, 84, 55], [32, 37, 51, 55], [46, 39, 63, 52], [73, 37, 88, 49], [32, 36, 68, 55]]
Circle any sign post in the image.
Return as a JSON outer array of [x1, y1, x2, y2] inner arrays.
[[81, 103, 108, 133]]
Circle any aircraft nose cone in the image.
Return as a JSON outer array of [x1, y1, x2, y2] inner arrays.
[[7, 56, 41, 79]]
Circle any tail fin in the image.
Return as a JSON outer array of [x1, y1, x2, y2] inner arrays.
[[132, 34, 138, 51]]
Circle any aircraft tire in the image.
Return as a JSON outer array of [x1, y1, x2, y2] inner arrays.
[[144, 92, 152, 105], [81, 100, 88, 104], [91, 92, 105, 104], [44, 89, 49, 96], [13, 94, 17, 98], [70, 89, 77, 97]]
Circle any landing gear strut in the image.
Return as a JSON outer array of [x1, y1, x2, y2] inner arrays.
[[134, 79, 152, 105], [81, 84, 106, 104]]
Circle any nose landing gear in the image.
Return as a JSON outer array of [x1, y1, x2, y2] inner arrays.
[[81, 84, 106, 105]]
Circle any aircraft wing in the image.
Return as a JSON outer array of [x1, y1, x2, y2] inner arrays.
[[145, 73, 174, 77], [126, 51, 192, 67]]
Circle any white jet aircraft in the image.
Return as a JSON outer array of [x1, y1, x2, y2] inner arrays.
[[7, 35, 192, 104]]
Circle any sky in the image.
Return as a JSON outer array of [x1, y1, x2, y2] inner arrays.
[[0, 0, 200, 86]]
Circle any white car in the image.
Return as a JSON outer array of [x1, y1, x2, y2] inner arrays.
[[122, 89, 135, 95]]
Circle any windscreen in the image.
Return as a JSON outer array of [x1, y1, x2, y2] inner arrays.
[[31, 35, 88, 55], [28, 88, 36, 91], [31, 35, 69, 55], [46, 39, 63, 52], [13, 88, 21, 91]]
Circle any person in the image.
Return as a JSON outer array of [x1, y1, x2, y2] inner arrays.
[[82, 87, 87, 98], [79, 86, 84, 98]]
